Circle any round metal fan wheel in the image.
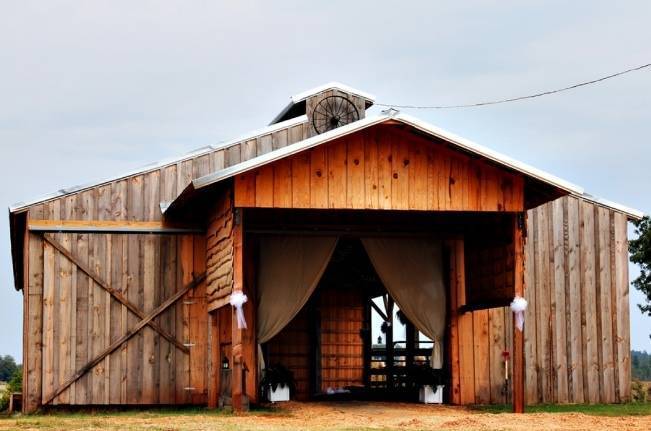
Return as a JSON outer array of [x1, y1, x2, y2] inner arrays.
[[312, 95, 360, 134]]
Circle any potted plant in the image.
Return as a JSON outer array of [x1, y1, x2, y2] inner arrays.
[[260, 364, 295, 403], [409, 364, 445, 404]]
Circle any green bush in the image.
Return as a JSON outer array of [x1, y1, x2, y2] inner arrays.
[[0, 367, 22, 412], [631, 380, 649, 403]]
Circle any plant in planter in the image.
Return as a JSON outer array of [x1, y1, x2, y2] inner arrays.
[[260, 364, 295, 403], [409, 364, 445, 404]]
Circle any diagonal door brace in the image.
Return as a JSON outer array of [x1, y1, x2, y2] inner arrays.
[[42, 272, 206, 406], [42, 233, 189, 354]]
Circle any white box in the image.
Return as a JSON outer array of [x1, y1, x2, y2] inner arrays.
[[267, 384, 290, 402], [419, 385, 444, 404]]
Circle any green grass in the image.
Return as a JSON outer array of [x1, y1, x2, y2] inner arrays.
[[472, 402, 651, 416]]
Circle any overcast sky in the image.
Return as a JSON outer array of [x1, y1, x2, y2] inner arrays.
[[1, 1, 650, 361]]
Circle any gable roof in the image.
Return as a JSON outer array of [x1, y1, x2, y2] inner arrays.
[[8, 83, 644, 220], [166, 110, 643, 220]]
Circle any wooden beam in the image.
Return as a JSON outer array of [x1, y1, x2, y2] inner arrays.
[[370, 300, 389, 321], [42, 233, 190, 354], [42, 273, 205, 406], [231, 209, 245, 411], [29, 219, 203, 234], [513, 213, 526, 413]]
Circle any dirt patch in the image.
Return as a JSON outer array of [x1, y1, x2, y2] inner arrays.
[[1, 402, 650, 430]]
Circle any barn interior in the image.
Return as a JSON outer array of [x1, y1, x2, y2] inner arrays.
[[208, 208, 519, 404]]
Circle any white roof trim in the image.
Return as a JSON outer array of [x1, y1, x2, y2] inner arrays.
[[270, 82, 376, 125], [9, 115, 308, 213], [290, 82, 375, 104], [580, 195, 645, 220], [193, 112, 585, 195]]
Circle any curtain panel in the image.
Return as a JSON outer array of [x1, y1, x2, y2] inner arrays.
[[361, 237, 446, 369]]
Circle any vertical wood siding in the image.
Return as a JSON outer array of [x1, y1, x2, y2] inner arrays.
[[521, 196, 631, 404], [453, 196, 631, 405], [234, 126, 525, 212], [26, 229, 208, 407]]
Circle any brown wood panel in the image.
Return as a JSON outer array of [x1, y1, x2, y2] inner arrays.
[[514, 196, 631, 406], [551, 199, 569, 403], [234, 126, 526, 212], [267, 308, 311, 400], [319, 285, 364, 392], [613, 212, 631, 401]]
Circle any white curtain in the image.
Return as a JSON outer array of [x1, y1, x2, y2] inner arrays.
[[257, 236, 338, 344], [361, 237, 446, 369]]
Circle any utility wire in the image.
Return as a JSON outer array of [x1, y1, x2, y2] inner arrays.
[[375, 62, 651, 109]]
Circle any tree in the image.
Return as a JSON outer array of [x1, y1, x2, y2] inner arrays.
[[0, 356, 18, 382], [629, 216, 651, 339]]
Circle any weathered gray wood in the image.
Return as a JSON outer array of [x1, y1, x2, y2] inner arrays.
[[551, 199, 568, 403], [566, 197, 584, 402], [42, 273, 205, 406], [42, 233, 189, 354]]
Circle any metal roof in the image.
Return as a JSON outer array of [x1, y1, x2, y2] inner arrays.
[[269, 82, 376, 125], [8, 114, 308, 213]]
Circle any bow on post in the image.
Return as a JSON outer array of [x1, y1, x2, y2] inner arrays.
[[510, 296, 527, 332], [230, 290, 248, 329]]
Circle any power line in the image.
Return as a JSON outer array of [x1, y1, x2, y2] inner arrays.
[[375, 62, 651, 109]]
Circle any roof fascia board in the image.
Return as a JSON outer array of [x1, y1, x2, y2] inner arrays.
[[9, 115, 308, 213]]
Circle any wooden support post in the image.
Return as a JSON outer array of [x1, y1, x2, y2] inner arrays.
[[513, 213, 526, 413], [243, 235, 257, 404], [230, 208, 256, 411]]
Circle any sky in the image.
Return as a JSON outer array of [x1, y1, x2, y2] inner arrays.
[[1, 1, 650, 361]]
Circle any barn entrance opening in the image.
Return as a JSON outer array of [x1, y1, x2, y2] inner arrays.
[[263, 237, 446, 402]]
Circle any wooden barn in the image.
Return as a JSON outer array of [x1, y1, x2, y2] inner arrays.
[[9, 83, 643, 414]]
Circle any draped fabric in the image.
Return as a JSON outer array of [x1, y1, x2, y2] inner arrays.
[[361, 237, 446, 369], [256, 236, 338, 344]]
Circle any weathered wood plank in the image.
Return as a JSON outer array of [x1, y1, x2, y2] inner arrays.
[[551, 199, 569, 403], [613, 212, 630, 401], [346, 135, 365, 209], [523, 212, 538, 404], [310, 146, 328, 209], [473, 310, 490, 404], [596, 206, 615, 403], [579, 200, 599, 403]]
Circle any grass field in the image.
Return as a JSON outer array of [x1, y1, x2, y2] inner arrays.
[[473, 402, 651, 416], [1, 402, 650, 430]]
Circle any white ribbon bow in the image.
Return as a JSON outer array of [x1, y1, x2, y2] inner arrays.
[[510, 296, 528, 332], [230, 290, 248, 329]]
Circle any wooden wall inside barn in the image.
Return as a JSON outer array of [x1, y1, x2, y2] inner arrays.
[[449, 196, 631, 406]]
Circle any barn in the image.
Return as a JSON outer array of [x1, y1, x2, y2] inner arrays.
[[9, 83, 643, 414]]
